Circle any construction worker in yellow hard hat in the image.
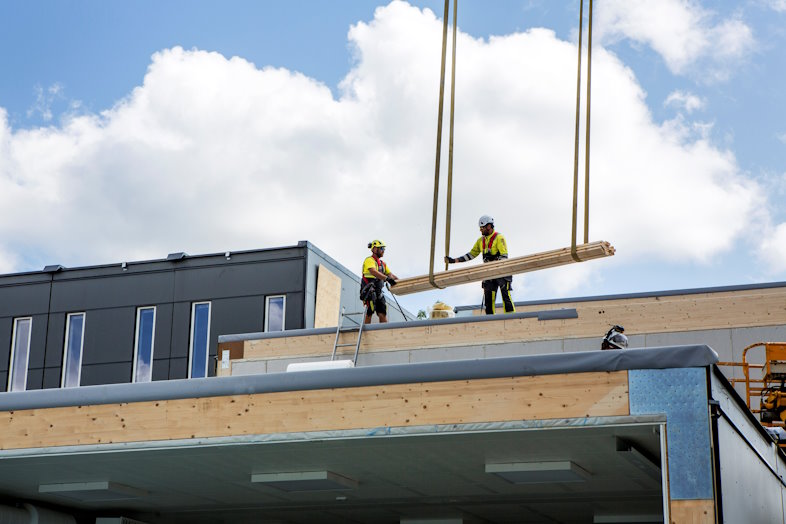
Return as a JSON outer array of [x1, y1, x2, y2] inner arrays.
[[360, 240, 399, 324], [445, 215, 515, 315]]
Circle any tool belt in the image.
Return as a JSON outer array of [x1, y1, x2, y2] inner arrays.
[[360, 279, 382, 302]]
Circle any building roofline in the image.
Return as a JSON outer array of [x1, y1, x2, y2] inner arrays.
[[454, 280, 786, 311], [0, 241, 321, 280], [0, 345, 718, 411]]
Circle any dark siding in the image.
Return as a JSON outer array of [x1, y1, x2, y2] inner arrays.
[[0, 281, 51, 317], [0, 244, 318, 390], [170, 302, 192, 361], [81, 308, 135, 365], [49, 272, 174, 312], [81, 362, 133, 386], [152, 304, 174, 360], [44, 313, 66, 368], [169, 357, 187, 380], [0, 317, 10, 375], [43, 367, 61, 389]]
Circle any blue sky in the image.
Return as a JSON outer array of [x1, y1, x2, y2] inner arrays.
[[1, 0, 785, 314]]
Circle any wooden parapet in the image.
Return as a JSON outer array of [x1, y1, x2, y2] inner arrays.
[[0, 371, 629, 450], [391, 241, 615, 296]]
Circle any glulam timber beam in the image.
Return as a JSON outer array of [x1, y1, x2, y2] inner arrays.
[[391, 241, 615, 296]]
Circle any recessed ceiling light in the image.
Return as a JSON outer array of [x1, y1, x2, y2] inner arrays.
[[485, 461, 591, 484], [39, 481, 147, 502], [251, 471, 357, 492]]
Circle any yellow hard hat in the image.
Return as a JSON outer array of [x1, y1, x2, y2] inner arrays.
[[368, 239, 386, 249]]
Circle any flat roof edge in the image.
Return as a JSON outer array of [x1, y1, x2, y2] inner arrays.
[[454, 280, 786, 311], [0, 345, 717, 411], [218, 308, 578, 343]]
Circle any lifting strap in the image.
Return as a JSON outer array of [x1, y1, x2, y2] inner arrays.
[[429, 0, 458, 289], [571, 0, 594, 262]]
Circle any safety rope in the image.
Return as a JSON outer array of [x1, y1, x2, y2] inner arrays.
[[571, 0, 593, 261]]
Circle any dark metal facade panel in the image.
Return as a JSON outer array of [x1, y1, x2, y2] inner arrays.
[[170, 303, 192, 360], [80, 361, 133, 386], [81, 308, 135, 365], [26, 314, 49, 369], [172, 259, 305, 302], [43, 313, 65, 368], [152, 359, 170, 382], [42, 367, 60, 389], [0, 243, 359, 391], [168, 357, 187, 380], [25, 368, 44, 390], [49, 272, 175, 312], [152, 303, 174, 360], [0, 281, 52, 317], [212, 296, 265, 343], [0, 317, 10, 373]]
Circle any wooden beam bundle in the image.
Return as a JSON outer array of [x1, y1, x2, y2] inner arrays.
[[391, 241, 615, 296]]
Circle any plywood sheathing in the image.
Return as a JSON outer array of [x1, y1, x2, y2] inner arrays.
[[314, 264, 342, 329], [233, 286, 786, 362], [0, 371, 628, 450], [391, 241, 615, 295], [669, 499, 715, 524]]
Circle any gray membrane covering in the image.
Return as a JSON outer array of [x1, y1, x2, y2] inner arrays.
[[217, 308, 579, 343], [0, 345, 718, 411]]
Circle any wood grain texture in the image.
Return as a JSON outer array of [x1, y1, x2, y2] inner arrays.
[[314, 264, 342, 329], [669, 499, 715, 524], [228, 285, 786, 362], [0, 371, 628, 450], [391, 241, 615, 295]]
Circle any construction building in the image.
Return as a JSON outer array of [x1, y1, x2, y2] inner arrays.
[[0, 242, 409, 391], [1, 247, 786, 523]]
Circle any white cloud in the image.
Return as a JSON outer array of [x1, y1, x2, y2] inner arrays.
[[0, 1, 769, 307], [767, 0, 786, 12], [664, 90, 706, 113], [26, 82, 66, 121], [777, 132, 786, 144], [596, 0, 755, 78], [759, 222, 786, 273]]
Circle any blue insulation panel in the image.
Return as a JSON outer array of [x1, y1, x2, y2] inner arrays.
[[629, 367, 713, 500]]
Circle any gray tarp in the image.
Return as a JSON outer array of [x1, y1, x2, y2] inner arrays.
[[0, 345, 717, 411]]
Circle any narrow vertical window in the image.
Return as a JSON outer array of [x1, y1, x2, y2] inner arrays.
[[133, 307, 156, 383], [189, 302, 211, 378], [265, 295, 286, 332], [8, 317, 32, 392], [62, 313, 85, 388]]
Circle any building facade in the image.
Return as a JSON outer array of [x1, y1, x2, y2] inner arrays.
[[0, 241, 406, 391]]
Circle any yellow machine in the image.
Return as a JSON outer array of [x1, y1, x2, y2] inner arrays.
[[720, 343, 786, 440]]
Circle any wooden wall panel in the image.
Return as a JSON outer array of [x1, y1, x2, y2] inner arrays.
[[230, 286, 786, 362], [314, 264, 341, 329], [669, 499, 715, 524], [0, 371, 628, 450]]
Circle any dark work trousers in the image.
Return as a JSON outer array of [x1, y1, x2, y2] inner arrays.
[[482, 277, 515, 315]]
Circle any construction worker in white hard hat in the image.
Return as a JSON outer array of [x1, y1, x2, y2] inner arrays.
[[445, 215, 516, 315], [360, 240, 399, 324]]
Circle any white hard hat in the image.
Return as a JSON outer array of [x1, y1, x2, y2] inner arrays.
[[478, 215, 494, 227]]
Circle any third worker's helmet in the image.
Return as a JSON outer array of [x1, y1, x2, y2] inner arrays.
[[478, 215, 494, 228], [602, 325, 629, 350], [368, 239, 386, 249]]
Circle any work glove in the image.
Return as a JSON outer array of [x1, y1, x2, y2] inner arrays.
[[445, 256, 455, 264], [386, 276, 397, 286]]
